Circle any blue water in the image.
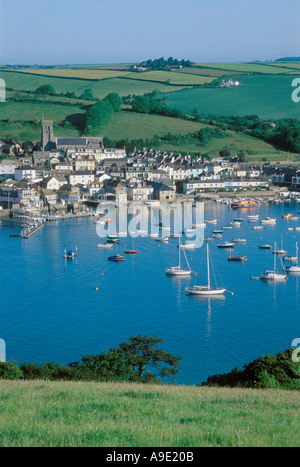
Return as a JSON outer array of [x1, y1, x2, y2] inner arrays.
[[1, 201, 300, 385]]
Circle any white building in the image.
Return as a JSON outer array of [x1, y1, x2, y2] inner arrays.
[[55, 161, 73, 172], [127, 182, 153, 201], [15, 165, 36, 181], [69, 170, 95, 186], [183, 179, 225, 193], [0, 159, 17, 177], [98, 148, 126, 161]]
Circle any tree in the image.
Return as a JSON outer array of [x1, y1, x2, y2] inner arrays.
[[23, 141, 34, 154], [117, 335, 181, 382], [80, 89, 94, 100], [237, 150, 248, 162], [35, 84, 55, 95], [202, 348, 300, 390], [131, 95, 152, 114], [84, 100, 114, 131], [71, 348, 135, 382], [219, 148, 231, 159], [103, 93, 122, 112]]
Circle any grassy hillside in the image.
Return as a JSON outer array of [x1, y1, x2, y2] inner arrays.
[[72, 111, 295, 159], [0, 101, 293, 159], [162, 74, 300, 120], [193, 62, 298, 74], [0, 380, 298, 447], [0, 70, 186, 100], [0, 64, 298, 159]]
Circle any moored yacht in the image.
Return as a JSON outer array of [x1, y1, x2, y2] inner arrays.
[[186, 243, 228, 296], [218, 241, 235, 249], [285, 243, 300, 273], [260, 243, 287, 281], [166, 239, 192, 276], [261, 217, 276, 224]]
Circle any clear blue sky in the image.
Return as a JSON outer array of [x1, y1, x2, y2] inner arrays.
[[0, 0, 299, 65]]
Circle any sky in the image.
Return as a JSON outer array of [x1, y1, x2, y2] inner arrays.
[[0, 0, 299, 65]]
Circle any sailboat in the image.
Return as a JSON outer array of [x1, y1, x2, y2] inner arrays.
[[285, 243, 300, 273], [185, 243, 227, 295], [166, 239, 192, 276], [273, 235, 286, 255], [124, 234, 138, 254], [260, 242, 287, 281]]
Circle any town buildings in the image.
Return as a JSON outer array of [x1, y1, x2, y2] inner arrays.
[[0, 121, 282, 211]]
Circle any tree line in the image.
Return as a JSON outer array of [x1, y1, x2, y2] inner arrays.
[[0, 338, 299, 390], [205, 115, 300, 154], [134, 57, 192, 70], [0, 336, 180, 384]]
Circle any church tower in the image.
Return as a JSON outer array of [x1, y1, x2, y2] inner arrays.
[[41, 120, 55, 151]]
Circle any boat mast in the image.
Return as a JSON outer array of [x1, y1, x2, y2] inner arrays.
[[274, 242, 276, 273], [178, 237, 181, 268], [182, 246, 190, 271], [207, 243, 211, 290]]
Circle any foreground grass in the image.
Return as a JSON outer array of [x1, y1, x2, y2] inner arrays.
[[0, 380, 299, 447]]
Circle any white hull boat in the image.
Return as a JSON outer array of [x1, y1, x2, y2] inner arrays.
[[166, 267, 192, 276], [283, 256, 297, 262], [260, 271, 287, 281], [186, 286, 226, 295], [273, 235, 286, 255], [285, 266, 300, 273], [155, 237, 169, 242], [186, 243, 229, 296], [260, 242, 287, 281], [285, 243, 300, 273], [261, 217, 276, 224], [166, 239, 192, 276], [218, 242, 235, 248]]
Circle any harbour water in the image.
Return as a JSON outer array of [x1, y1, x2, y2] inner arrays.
[[1, 200, 300, 385]]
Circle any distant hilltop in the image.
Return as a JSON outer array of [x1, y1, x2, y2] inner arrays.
[[275, 56, 300, 62]]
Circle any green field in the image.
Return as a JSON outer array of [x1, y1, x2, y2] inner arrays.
[[194, 62, 297, 74], [15, 68, 131, 80], [0, 380, 298, 447], [176, 67, 243, 77], [125, 70, 214, 85], [14, 68, 214, 86], [261, 62, 300, 71], [0, 99, 86, 122], [0, 70, 186, 99], [162, 74, 300, 120]]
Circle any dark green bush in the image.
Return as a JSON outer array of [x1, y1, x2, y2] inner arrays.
[[202, 349, 300, 390], [0, 362, 23, 380]]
